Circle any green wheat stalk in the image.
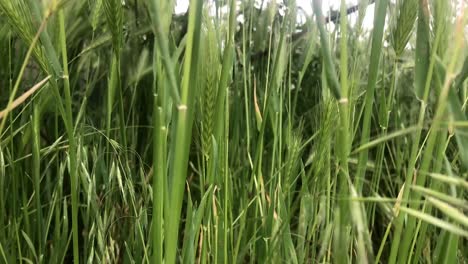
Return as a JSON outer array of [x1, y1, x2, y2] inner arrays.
[[201, 15, 220, 162]]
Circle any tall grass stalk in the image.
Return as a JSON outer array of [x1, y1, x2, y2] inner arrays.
[[152, 106, 165, 264], [58, 9, 80, 264], [337, 0, 352, 262]]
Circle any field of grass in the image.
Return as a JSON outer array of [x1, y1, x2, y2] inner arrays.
[[0, 0, 467, 263]]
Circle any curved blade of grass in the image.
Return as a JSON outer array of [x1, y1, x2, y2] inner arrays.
[[355, 0, 388, 191], [398, 207, 468, 238], [427, 197, 468, 227], [147, 0, 181, 104], [411, 185, 468, 210], [21, 231, 38, 263], [0, 76, 50, 120], [182, 186, 213, 263], [348, 178, 374, 263], [426, 172, 468, 189], [352, 126, 418, 154], [312, 0, 341, 100]]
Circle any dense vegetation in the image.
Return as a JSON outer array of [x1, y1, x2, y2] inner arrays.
[[0, 0, 467, 263]]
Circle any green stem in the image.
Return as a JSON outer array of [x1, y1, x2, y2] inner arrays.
[[165, 0, 203, 262], [32, 105, 42, 257], [152, 105, 165, 264], [59, 10, 79, 264], [337, 0, 351, 262]]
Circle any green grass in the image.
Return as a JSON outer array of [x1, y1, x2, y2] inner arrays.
[[0, 0, 467, 263]]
